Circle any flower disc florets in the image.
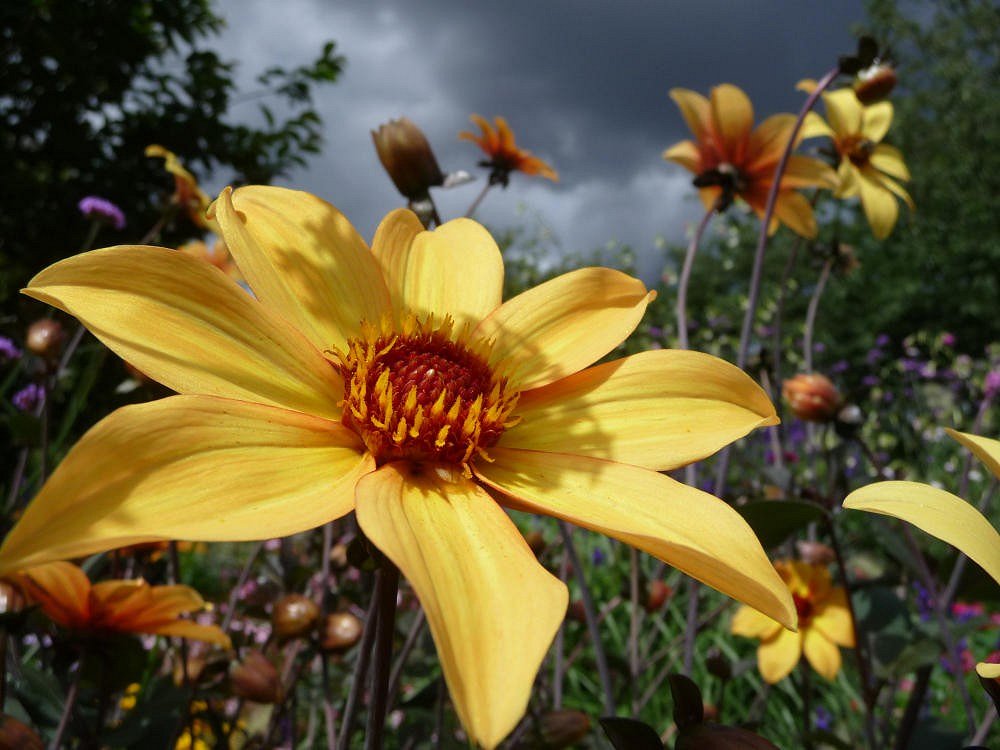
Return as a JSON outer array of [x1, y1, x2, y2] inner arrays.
[[333, 315, 519, 470]]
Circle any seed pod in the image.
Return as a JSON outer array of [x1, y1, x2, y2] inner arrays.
[[854, 63, 897, 104], [25, 319, 65, 362], [782, 373, 842, 423], [231, 650, 282, 704], [272, 594, 320, 641], [539, 709, 591, 748], [319, 612, 364, 653], [371, 118, 445, 202], [0, 715, 43, 750], [645, 579, 672, 613]]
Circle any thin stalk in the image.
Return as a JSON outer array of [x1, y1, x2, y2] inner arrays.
[[49, 658, 83, 750], [319, 522, 338, 750], [335, 570, 384, 750], [463, 182, 492, 218], [681, 578, 700, 675], [552, 551, 569, 709], [628, 547, 640, 715], [364, 558, 400, 750], [387, 610, 426, 710], [557, 520, 615, 715], [971, 708, 996, 746], [220, 541, 264, 633], [676, 205, 716, 350], [803, 255, 834, 371], [799, 661, 814, 750], [892, 665, 931, 750], [713, 65, 840, 496]]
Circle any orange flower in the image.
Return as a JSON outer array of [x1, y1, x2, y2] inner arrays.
[[12, 561, 229, 647], [145, 145, 213, 230], [782, 373, 842, 422], [460, 115, 558, 186], [663, 84, 837, 238]]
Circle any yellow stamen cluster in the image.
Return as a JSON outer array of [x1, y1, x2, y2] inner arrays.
[[332, 315, 520, 471]]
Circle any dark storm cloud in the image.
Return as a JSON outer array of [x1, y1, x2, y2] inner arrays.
[[214, 0, 864, 279]]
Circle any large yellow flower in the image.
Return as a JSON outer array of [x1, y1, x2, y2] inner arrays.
[[800, 87, 913, 240], [663, 84, 837, 238], [2, 186, 794, 748], [732, 560, 855, 683], [845, 429, 1000, 678]]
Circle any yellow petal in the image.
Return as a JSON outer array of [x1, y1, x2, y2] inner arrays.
[[796, 79, 819, 94], [843, 480, 1000, 587], [0, 396, 373, 577], [856, 167, 899, 239], [710, 84, 754, 158], [869, 144, 910, 181], [144, 619, 232, 647], [774, 155, 838, 190], [803, 627, 842, 680], [662, 139, 702, 173], [773, 190, 819, 239], [370, 208, 426, 317], [499, 349, 778, 471], [875, 171, 915, 211], [757, 628, 802, 683], [476, 268, 653, 390], [15, 562, 91, 628], [354, 463, 567, 750], [812, 589, 855, 648], [800, 112, 835, 141], [822, 90, 863, 139], [212, 186, 392, 352], [835, 160, 860, 199], [861, 101, 893, 143], [731, 604, 783, 641], [947, 429, 1000, 481], [977, 662, 1000, 679], [375, 217, 504, 328], [747, 113, 796, 171], [669, 88, 712, 142], [477, 448, 796, 629], [23, 245, 343, 419]]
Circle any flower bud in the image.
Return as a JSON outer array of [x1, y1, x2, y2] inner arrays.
[[795, 540, 835, 566], [25, 319, 65, 362], [0, 715, 43, 750], [645, 579, 673, 613], [319, 612, 363, 653], [854, 63, 897, 104], [676, 723, 778, 749], [539, 709, 591, 748], [271, 594, 319, 641], [782, 373, 842, 422], [231, 650, 282, 704], [372, 118, 445, 201], [705, 648, 732, 681], [567, 600, 587, 624]]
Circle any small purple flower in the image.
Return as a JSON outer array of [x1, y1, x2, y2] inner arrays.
[[901, 358, 921, 373], [647, 325, 663, 339], [591, 548, 606, 566], [865, 348, 882, 365], [913, 582, 934, 622], [862, 375, 880, 388], [940, 332, 956, 347], [813, 341, 826, 353], [0, 336, 21, 361], [875, 333, 891, 347], [830, 359, 849, 374], [984, 370, 1000, 400], [78, 195, 126, 230], [814, 706, 832, 732], [12, 383, 45, 412]]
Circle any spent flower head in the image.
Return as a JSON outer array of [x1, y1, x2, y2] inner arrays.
[[78, 195, 126, 230]]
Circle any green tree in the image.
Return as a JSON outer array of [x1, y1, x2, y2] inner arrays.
[[0, 0, 343, 304]]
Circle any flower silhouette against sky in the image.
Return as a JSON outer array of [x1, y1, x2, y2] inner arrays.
[[732, 560, 854, 683], [663, 83, 837, 237], [460, 115, 558, 186], [3, 186, 793, 748], [799, 85, 912, 239]]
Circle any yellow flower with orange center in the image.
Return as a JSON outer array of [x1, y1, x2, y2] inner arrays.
[[799, 86, 913, 240], [2, 186, 794, 748], [663, 84, 837, 238], [10, 561, 229, 647], [845, 429, 1000, 678], [732, 560, 854, 683], [145, 145, 214, 230], [460, 115, 558, 186]]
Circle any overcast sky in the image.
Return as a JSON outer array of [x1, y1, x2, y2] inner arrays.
[[213, 0, 864, 280]]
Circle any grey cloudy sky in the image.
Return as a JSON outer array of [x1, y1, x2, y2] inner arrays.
[[213, 0, 864, 279]]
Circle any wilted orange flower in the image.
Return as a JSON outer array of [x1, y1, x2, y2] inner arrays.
[[782, 373, 842, 422], [145, 145, 213, 229], [733, 560, 854, 683], [460, 115, 558, 186], [663, 84, 837, 238], [5, 186, 792, 748], [11, 561, 229, 647]]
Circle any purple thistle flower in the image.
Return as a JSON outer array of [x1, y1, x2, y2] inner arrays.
[[12, 383, 45, 412], [0, 336, 21, 361], [78, 195, 126, 230]]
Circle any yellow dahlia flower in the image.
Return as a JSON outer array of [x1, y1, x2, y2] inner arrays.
[[663, 84, 837, 238], [845, 429, 1000, 678], [3, 186, 794, 748], [800, 87, 913, 240], [732, 560, 854, 683]]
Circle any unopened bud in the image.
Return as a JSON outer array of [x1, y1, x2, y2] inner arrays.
[[782, 373, 842, 422], [0, 715, 43, 750], [25, 319, 65, 362], [272, 594, 319, 641], [676, 723, 779, 749], [796, 540, 835, 566], [231, 651, 282, 704], [705, 648, 732, 681], [524, 530, 546, 557], [567, 600, 587, 624], [645, 580, 672, 613], [372, 118, 445, 202], [539, 709, 591, 748], [854, 63, 897, 105], [320, 612, 364, 653]]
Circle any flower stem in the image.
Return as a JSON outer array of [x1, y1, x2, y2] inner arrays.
[[335, 566, 384, 750], [557, 520, 615, 715], [49, 656, 83, 750], [628, 546, 640, 715], [364, 556, 400, 750], [464, 182, 493, 218], [803, 255, 834, 371], [676, 205, 716, 350]]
